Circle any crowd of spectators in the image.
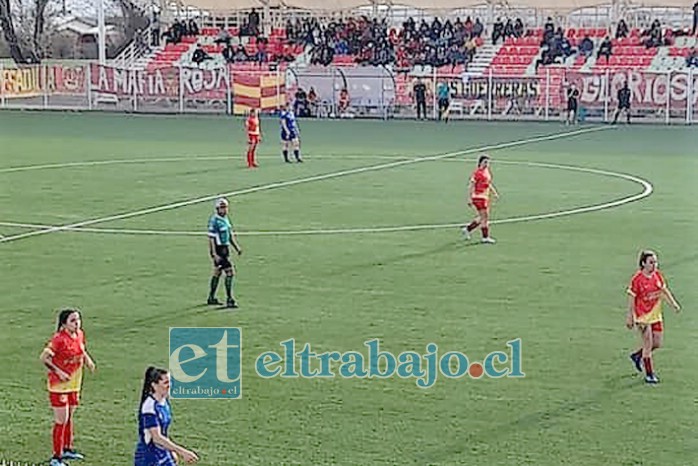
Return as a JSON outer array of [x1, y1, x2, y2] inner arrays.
[[491, 17, 525, 44], [534, 16, 684, 70], [288, 16, 484, 69], [161, 19, 200, 46]]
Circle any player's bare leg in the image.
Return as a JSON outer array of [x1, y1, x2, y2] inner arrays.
[[247, 141, 258, 168], [480, 208, 496, 243], [461, 207, 481, 240], [639, 324, 659, 383], [293, 139, 303, 162]]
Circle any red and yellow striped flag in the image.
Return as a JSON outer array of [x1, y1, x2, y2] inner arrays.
[[233, 73, 286, 114]]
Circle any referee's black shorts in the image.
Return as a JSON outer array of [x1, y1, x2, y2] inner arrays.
[[214, 245, 232, 270]]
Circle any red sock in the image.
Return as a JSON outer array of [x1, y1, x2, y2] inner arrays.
[[250, 147, 257, 165], [643, 357, 653, 376], [466, 221, 480, 232], [63, 418, 73, 450], [246, 150, 252, 167], [53, 422, 65, 458], [482, 226, 490, 238]]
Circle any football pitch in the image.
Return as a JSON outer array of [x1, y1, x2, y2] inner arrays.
[[0, 111, 696, 465]]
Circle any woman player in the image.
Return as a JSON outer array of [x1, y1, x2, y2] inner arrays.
[[245, 108, 261, 168], [626, 250, 681, 384], [134, 367, 199, 466], [40, 308, 96, 466], [462, 154, 499, 244]]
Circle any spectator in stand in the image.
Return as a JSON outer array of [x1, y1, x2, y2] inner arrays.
[[543, 17, 555, 38], [151, 12, 160, 47], [693, 1, 698, 35], [597, 36, 613, 62], [188, 19, 199, 37], [578, 35, 594, 59], [222, 43, 235, 63], [642, 20, 663, 48], [162, 21, 183, 45], [514, 18, 524, 38], [192, 44, 213, 66], [233, 46, 249, 62], [472, 18, 484, 38], [616, 19, 629, 39], [504, 19, 515, 40], [256, 37, 268, 64], [248, 9, 260, 37], [492, 18, 505, 45], [560, 36, 575, 59], [214, 27, 231, 46], [687, 48, 698, 67], [535, 44, 555, 70]]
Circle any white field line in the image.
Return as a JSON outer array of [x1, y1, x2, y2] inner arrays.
[[0, 157, 654, 238], [0, 164, 654, 236], [0, 126, 608, 244], [0, 154, 415, 174]]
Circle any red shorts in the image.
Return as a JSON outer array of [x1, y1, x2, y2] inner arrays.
[[49, 391, 80, 408], [248, 134, 260, 144], [637, 321, 663, 332], [471, 198, 489, 211]]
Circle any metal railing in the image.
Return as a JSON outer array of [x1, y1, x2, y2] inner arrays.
[[0, 62, 695, 124]]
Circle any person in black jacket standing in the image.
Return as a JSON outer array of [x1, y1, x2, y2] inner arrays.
[[413, 78, 427, 120], [612, 82, 631, 125]]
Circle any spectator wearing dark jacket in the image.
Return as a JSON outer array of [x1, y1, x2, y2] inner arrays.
[[597, 36, 612, 62], [579, 36, 594, 58], [192, 44, 212, 65]]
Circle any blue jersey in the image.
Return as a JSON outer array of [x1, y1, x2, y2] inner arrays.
[[280, 109, 298, 140], [208, 214, 232, 246], [134, 396, 176, 466]]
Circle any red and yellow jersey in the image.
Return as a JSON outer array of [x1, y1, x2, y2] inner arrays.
[[246, 115, 260, 136], [471, 167, 492, 200], [627, 270, 666, 324], [45, 329, 86, 393]]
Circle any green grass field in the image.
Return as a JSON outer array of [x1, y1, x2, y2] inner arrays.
[[0, 111, 697, 465]]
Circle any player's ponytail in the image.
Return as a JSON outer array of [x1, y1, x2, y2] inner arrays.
[[140, 366, 168, 407]]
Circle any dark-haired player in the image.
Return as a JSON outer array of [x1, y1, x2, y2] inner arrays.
[[462, 154, 499, 244], [626, 250, 681, 384], [40, 308, 96, 466]]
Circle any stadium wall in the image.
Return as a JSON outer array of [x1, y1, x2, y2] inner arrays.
[[0, 62, 695, 124]]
